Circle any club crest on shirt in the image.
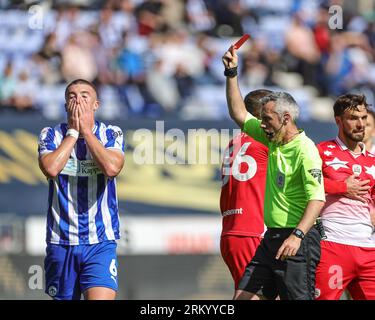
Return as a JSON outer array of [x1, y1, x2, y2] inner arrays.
[[308, 169, 322, 184], [352, 164, 362, 176], [276, 171, 285, 188]]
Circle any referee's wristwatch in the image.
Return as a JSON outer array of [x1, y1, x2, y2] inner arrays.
[[292, 228, 305, 240]]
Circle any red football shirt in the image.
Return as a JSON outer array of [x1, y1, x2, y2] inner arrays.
[[220, 132, 268, 237], [317, 137, 375, 246]]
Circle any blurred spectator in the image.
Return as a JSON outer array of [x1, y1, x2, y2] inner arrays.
[[135, 0, 167, 36], [324, 32, 353, 96], [114, 32, 162, 116], [91, 31, 117, 85], [284, 13, 321, 87], [98, 6, 134, 49], [209, 0, 244, 36], [0, 62, 17, 108], [312, 5, 331, 95], [0, 63, 36, 112], [160, 0, 185, 30], [35, 32, 63, 84], [0, 0, 373, 119], [54, 5, 82, 50], [184, 0, 216, 33], [241, 50, 268, 88], [146, 58, 180, 112], [12, 71, 37, 111], [364, 22, 375, 59], [61, 31, 98, 82], [324, 32, 374, 96], [313, 6, 330, 55]]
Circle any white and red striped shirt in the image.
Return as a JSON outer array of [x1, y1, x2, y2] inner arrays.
[[318, 137, 375, 247]]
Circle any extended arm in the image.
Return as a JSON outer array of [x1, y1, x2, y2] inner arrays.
[[222, 46, 248, 128], [39, 99, 79, 178]]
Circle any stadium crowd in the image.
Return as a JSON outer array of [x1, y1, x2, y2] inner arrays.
[[0, 0, 374, 120]]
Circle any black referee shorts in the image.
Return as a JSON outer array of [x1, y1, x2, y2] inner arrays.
[[238, 226, 321, 300]]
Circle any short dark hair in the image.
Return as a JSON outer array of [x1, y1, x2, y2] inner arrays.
[[244, 89, 273, 119], [333, 93, 370, 117], [65, 79, 98, 100]]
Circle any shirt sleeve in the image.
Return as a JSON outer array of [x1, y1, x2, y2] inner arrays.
[[38, 127, 56, 157], [301, 143, 326, 202], [242, 112, 269, 146], [324, 177, 347, 194], [316, 144, 347, 194], [104, 126, 125, 153]]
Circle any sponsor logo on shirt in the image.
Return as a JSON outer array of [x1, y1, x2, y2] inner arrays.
[[222, 208, 243, 217], [60, 159, 103, 177], [276, 171, 285, 188]]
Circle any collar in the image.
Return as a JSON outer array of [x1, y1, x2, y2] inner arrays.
[[335, 136, 366, 155]]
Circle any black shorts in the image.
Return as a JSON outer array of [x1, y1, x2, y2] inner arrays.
[[238, 226, 321, 300]]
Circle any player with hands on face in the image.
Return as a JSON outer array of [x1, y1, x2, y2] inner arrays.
[[38, 79, 125, 300]]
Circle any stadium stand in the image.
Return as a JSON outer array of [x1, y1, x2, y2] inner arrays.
[[0, 0, 374, 300], [0, 0, 373, 121]]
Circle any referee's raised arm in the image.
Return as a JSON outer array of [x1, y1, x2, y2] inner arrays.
[[222, 46, 248, 129]]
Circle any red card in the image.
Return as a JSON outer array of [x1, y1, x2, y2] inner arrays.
[[233, 34, 250, 49]]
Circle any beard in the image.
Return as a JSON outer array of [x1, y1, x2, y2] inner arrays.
[[344, 129, 365, 142]]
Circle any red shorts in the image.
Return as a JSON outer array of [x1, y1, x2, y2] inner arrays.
[[315, 241, 375, 300], [220, 235, 262, 289]]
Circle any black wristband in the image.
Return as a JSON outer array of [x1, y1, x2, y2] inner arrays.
[[224, 66, 238, 78], [292, 228, 305, 240]]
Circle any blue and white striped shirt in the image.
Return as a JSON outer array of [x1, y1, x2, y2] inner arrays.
[[38, 121, 125, 245]]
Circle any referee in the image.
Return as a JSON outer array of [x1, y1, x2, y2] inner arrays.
[[222, 46, 325, 300]]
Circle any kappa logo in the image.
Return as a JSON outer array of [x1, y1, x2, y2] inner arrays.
[[308, 169, 322, 184], [48, 285, 57, 297], [315, 288, 321, 299]]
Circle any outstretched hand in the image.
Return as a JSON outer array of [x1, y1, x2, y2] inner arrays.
[[222, 46, 238, 69]]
